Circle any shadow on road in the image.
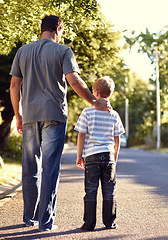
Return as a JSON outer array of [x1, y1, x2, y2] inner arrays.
[[0, 224, 128, 240], [117, 148, 168, 199]]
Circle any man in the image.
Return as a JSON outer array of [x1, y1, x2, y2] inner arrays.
[[10, 14, 110, 232]]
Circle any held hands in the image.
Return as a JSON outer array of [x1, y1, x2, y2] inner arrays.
[[93, 98, 112, 112], [76, 156, 85, 170]]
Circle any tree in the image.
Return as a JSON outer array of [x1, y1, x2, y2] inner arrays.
[[124, 28, 168, 146], [111, 70, 155, 146], [0, 0, 126, 146], [64, 9, 126, 142], [0, 42, 22, 148]]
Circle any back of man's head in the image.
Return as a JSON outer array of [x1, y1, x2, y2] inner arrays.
[[41, 14, 63, 34]]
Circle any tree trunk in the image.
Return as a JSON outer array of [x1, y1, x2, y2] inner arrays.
[[0, 91, 14, 150]]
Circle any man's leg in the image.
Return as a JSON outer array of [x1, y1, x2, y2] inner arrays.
[[22, 122, 42, 226], [38, 121, 66, 231]]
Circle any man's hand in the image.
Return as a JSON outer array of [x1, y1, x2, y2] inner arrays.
[[76, 157, 85, 170], [93, 98, 112, 112], [16, 116, 23, 135]]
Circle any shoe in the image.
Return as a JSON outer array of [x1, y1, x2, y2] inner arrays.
[[106, 223, 118, 229], [39, 225, 58, 232], [80, 224, 94, 231]]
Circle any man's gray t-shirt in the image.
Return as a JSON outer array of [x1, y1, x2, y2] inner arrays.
[[10, 39, 81, 124]]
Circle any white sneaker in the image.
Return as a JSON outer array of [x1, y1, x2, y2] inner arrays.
[[39, 225, 58, 232]]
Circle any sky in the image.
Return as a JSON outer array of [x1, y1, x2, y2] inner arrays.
[[97, 0, 168, 80]]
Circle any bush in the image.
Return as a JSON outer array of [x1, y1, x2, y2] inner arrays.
[[7, 134, 23, 159], [1, 131, 23, 162]]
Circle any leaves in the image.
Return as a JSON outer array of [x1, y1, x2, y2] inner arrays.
[[0, 0, 129, 144]]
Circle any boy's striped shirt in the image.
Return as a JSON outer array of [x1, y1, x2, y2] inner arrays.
[[75, 106, 125, 159]]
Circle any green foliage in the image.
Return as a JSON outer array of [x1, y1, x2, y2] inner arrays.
[[6, 134, 23, 160], [135, 116, 154, 142], [112, 71, 156, 146], [0, 0, 100, 55], [0, 130, 23, 161], [1, 0, 167, 147], [128, 73, 155, 134], [124, 27, 168, 146], [0, 0, 129, 144], [0, 0, 43, 55], [67, 95, 90, 143]]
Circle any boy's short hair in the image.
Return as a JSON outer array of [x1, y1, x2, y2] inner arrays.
[[41, 14, 63, 34], [93, 76, 115, 98]]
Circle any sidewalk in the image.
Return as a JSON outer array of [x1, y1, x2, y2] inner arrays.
[[0, 174, 22, 200]]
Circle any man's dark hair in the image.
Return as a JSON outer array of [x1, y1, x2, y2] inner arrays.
[[41, 14, 63, 34]]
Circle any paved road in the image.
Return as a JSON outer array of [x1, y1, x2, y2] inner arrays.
[[0, 146, 168, 240]]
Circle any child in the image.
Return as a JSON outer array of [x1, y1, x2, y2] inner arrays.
[[74, 76, 125, 231]]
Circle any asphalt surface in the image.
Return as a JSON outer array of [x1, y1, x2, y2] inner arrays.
[[0, 146, 168, 240]]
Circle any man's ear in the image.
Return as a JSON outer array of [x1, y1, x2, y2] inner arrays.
[[55, 26, 61, 35], [57, 26, 62, 32]]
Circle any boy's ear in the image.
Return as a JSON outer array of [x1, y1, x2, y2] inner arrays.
[[94, 89, 99, 97]]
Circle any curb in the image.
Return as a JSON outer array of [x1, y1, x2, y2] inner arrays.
[[0, 175, 22, 200]]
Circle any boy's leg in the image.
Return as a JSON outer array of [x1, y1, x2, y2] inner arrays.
[[101, 162, 117, 228], [82, 161, 100, 231]]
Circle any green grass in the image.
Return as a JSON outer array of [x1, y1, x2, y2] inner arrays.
[[131, 145, 168, 154], [0, 118, 22, 185], [156, 148, 168, 154]]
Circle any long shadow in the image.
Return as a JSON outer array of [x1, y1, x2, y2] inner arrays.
[[117, 148, 168, 199], [61, 146, 168, 199], [145, 237, 168, 240], [0, 224, 128, 240]]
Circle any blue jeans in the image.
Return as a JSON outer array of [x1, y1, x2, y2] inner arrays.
[[83, 152, 116, 230], [22, 121, 66, 231]]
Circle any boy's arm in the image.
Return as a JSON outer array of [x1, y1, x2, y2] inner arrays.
[[76, 132, 86, 170], [114, 136, 120, 162]]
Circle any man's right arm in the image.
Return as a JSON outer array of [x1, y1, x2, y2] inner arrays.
[[10, 76, 23, 134]]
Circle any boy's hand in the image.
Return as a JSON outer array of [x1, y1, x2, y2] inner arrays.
[[76, 157, 85, 170]]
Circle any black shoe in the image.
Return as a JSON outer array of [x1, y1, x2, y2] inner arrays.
[[80, 224, 94, 231]]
